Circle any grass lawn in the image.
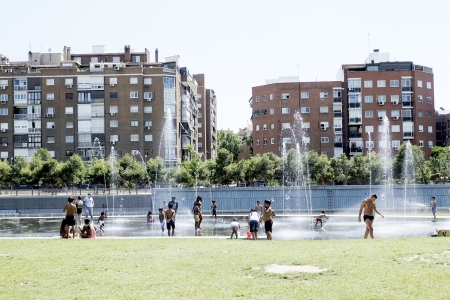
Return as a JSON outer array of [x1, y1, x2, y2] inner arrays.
[[1, 237, 450, 299]]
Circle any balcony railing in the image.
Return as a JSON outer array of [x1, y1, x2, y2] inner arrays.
[[402, 86, 413, 92], [348, 87, 361, 93], [14, 142, 28, 147], [14, 86, 27, 91], [28, 113, 41, 119], [350, 147, 363, 154], [14, 129, 28, 134], [163, 67, 176, 73], [78, 99, 92, 104], [349, 133, 362, 138], [349, 102, 362, 108], [402, 116, 413, 122], [28, 128, 41, 133], [334, 112, 342, 117], [78, 113, 91, 119], [14, 99, 28, 105], [349, 117, 362, 124], [334, 127, 342, 132], [27, 100, 41, 105], [14, 114, 27, 119], [402, 101, 413, 107], [91, 112, 105, 118], [333, 97, 342, 103], [334, 142, 343, 147], [403, 132, 414, 138]]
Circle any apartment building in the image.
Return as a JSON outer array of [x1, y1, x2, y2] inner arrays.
[[251, 50, 435, 158], [251, 77, 344, 157], [0, 45, 217, 164], [435, 108, 450, 147]]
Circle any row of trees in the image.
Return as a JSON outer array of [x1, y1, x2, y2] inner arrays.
[[1, 143, 449, 191]]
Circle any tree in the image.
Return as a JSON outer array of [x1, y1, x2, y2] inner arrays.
[[173, 146, 208, 187], [351, 154, 370, 185], [330, 153, 352, 185], [214, 148, 233, 185], [147, 156, 167, 185], [88, 157, 111, 187], [117, 154, 147, 193], [428, 146, 450, 181], [0, 159, 12, 193], [393, 144, 429, 184], [60, 154, 87, 192], [306, 151, 333, 185], [217, 130, 242, 160]]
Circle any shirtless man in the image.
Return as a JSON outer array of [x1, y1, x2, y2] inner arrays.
[[63, 197, 77, 239], [75, 196, 83, 226], [261, 199, 276, 240], [430, 196, 437, 222], [79, 219, 97, 238], [358, 194, 384, 239], [165, 204, 176, 236]]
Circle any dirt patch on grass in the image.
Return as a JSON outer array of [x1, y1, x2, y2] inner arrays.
[[265, 264, 327, 274], [404, 250, 450, 263]]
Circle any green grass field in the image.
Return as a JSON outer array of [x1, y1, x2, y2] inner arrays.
[[1, 237, 450, 299]]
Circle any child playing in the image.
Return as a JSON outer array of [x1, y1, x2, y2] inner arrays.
[[98, 211, 107, 233], [158, 208, 166, 233], [314, 211, 329, 228], [230, 218, 240, 239], [147, 211, 154, 223], [211, 200, 217, 219]]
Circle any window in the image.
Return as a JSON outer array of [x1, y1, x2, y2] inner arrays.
[[391, 110, 400, 118], [0, 94, 7, 102], [144, 92, 153, 100], [46, 93, 54, 100], [91, 57, 98, 63], [271, 138, 275, 144], [270, 108, 274, 115], [418, 125, 423, 132], [390, 80, 399, 87], [109, 77, 118, 85], [144, 121, 152, 127], [348, 79, 361, 92], [270, 94, 274, 100], [46, 79, 54, 86], [377, 110, 386, 118], [271, 124, 274, 129], [110, 135, 119, 142], [301, 107, 310, 113], [392, 140, 400, 149], [365, 126, 374, 133], [131, 120, 138, 127], [65, 107, 73, 114], [163, 76, 175, 89], [131, 134, 139, 142], [419, 140, 424, 147], [198, 123, 202, 128], [130, 106, 138, 113], [303, 122, 310, 130], [110, 120, 118, 127], [281, 108, 290, 114], [256, 140, 260, 145], [418, 110, 423, 118], [320, 92, 328, 98], [390, 95, 399, 103], [427, 97, 432, 104], [428, 111, 432, 118], [427, 82, 432, 89], [255, 96, 259, 102], [281, 93, 290, 99], [130, 92, 138, 98], [110, 106, 118, 114], [377, 95, 386, 103], [364, 80, 373, 88], [255, 125, 260, 131], [417, 80, 422, 88], [130, 77, 138, 84], [321, 137, 329, 143], [365, 111, 373, 118], [66, 122, 73, 129], [282, 123, 291, 129], [263, 124, 267, 130], [428, 126, 433, 133], [300, 92, 309, 99], [391, 125, 400, 132], [320, 106, 328, 113], [144, 78, 152, 85], [144, 106, 152, 113], [47, 136, 55, 143], [282, 138, 291, 144], [132, 56, 140, 63], [0, 108, 8, 115], [418, 95, 423, 102], [262, 95, 266, 101], [378, 125, 385, 133], [65, 93, 73, 100], [198, 133, 202, 138], [364, 95, 373, 103], [46, 122, 55, 129], [428, 141, 433, 148], [110, 92, 118, 99], [263, 139, 267, 145], [377, 80, 386, 87], [66, 136, 74, 143], [145, 135, 153, 142], [366, 141, 374, 149]]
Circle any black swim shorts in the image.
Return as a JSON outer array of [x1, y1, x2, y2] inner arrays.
[[363, 215, 374, 221]]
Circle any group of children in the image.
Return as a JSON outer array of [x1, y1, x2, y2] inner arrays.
[[60, 206, 107, 239]]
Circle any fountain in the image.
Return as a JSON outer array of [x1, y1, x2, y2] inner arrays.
[[379, 116, 394, 215], [131, 150, 153, 214]]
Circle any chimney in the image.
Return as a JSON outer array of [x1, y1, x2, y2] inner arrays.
[[63, 46, 67, 60], [155, 48, 159, 62], [124, 45, 131, 62], [67, 47, 71, 60]]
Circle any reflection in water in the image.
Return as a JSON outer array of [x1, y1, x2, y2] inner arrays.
[[0, 215, 445, 240]]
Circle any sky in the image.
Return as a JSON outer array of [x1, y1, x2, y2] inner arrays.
[[2, 0, 449, 132]]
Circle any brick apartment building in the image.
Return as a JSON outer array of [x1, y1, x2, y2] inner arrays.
[[0, 45, 217, 164], [435, 108, 450, 147], [251, 50, 435, 158]]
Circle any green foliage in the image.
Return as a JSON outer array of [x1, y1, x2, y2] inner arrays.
[[306, 151, 333, 185], [217, 130, 242, 160], [60, 154, 86, 188], [173, 146, 208, 187], [0, 159, 12, 187], [428, 146, 450, 180], [117, 153, 147, 191], [330, 153, 352, 185], [393, 144, 430, 184], [147, 156, 167, 184], [214, 148, 233, 185], [88, 158, 111, 186]]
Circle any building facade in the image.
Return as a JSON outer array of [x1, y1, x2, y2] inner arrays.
[[251, 51, 436, 158], [0, 45, 217, 164], [435, 108, 450, 147]]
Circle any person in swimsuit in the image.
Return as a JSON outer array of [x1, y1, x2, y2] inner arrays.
[[79, 218, 97, 238], [314, 211, 329, 228], [261, 199, 275, 240], [98, 211, 107, 233], [248, 209, 260, 240], [158, 208, 166, 233], [75, 196, 83, 226], [146, 211, 154, 223], [358, 194, 384, 239], [430, 196, 437, 222], [230, 218, 240, 239], [165, 204, 176, 236], [211, 200, 217, 219], [63, 197, 77, 239], [193, 203, 201, 230]]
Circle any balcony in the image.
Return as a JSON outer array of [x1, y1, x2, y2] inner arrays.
[[334, 142, 343, 147], [91, 112, 105, 118], [348, 87, 362, 93], [402, 116, 413, 122], [349, 133, 362, 138], [28, 113, 41, 119], [14, 142, 28, 147], [349, 102, 361, 108], [27, 100, 41, 105], [403, 132, 414, 139], [78, 99, 92, 104], [333, 112, 342, 118], [28, 128, 41, 133], [402, 86, 413, 92], [78, 113, 91, 119], [334, 127, 342, 132], [333, 97, 342, 103], [14, 114, 27, 119], [14, 85, 27, 91], [163, 67, 176, 73], [349, 117, 362, 124], [350, 147, 363, 154], [14, 99, 28, 106], [402, 101, 413, 108]]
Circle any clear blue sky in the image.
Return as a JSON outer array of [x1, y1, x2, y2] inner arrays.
[[2, 0, 449, 132]]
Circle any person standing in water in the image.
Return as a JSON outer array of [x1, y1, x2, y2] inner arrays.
[[430, 196, 437, 222], [358, 194, 384, 239], [63, 197, 77, 239], [261, 199, 275, 240]]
